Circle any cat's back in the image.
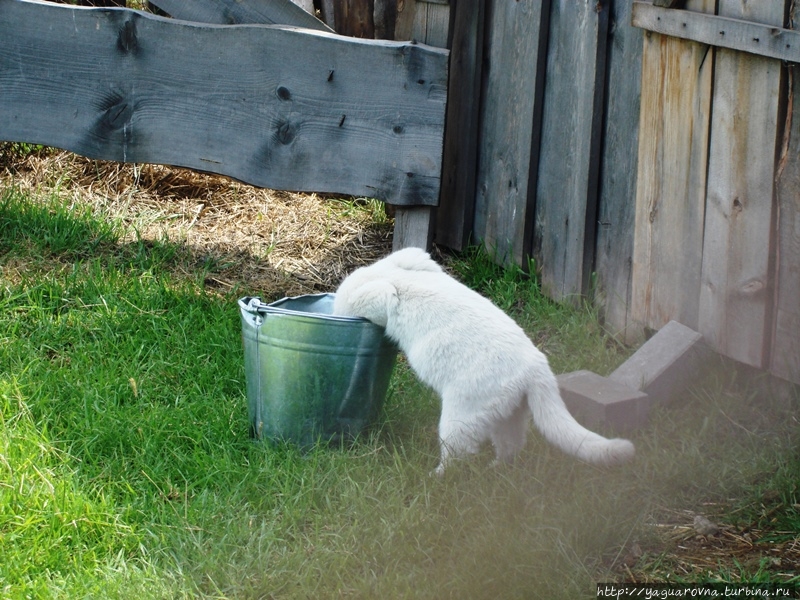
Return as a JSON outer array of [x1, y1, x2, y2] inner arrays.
[[391, 266, 526, 339]]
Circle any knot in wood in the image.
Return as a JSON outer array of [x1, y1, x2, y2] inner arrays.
[[275, 121, 296, 145], [117, 19, 138, 55]]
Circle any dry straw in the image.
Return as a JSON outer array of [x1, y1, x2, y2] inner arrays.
[[0, 147, 394, 298]]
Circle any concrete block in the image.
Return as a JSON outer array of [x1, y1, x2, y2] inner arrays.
[[610, 320, 711, 406], [557, 370, 650, 433]]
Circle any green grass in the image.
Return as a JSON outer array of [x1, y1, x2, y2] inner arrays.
[[1, 186, 798, 598]]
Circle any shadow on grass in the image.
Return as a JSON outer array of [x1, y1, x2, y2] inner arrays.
[[1, 183, 799, 598]]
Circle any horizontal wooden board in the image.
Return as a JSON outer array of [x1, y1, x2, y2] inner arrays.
[[148, 0, 331, 31], [632, 1, 799, 63], [0, 0, 448, 206]]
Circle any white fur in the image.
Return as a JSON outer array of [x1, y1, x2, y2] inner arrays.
[[333, 248, 635, 475]]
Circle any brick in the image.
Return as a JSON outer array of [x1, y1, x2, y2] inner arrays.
[[610, 320, 711, 406], [557, 370, 650, 433]]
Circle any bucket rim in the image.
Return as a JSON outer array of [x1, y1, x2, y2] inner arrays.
[[238, 293, 371, 324]]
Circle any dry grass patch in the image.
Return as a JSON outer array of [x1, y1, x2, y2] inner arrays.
[[1, 146, 393, 298]]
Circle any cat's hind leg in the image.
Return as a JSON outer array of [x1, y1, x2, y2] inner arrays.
[[490, 401, 530, 466]]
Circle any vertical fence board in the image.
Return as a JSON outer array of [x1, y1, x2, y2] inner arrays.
[[773, 68, 800, 384], [630, 0, 715, 340], [698, 2, 785, 368], [334, 0, 375, 38], [594, 0, 643, 338], [435, 0, 485, 251], [474, 0, 549, 266], [391, 0, 451, 249], [395, 0, 450, 47], [533, 0, 608, 302]]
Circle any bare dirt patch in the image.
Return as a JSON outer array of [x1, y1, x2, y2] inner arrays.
[[1, 147, 393, 298]]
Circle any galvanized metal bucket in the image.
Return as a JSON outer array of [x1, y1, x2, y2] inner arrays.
[[238, 294, 397, 447]]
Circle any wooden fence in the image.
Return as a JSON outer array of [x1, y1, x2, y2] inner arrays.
[[362, 0, 798, 386], [1, 0, 798, 385], [0, 0, 448, 208]]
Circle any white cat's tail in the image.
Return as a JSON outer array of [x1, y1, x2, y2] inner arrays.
[[526, 369, 635, 466]]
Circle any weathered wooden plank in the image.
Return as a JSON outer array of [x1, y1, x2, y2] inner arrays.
[[289, 0, 314, 16], [632, 2, 711, 334], [392, 206, 435, 251], [395, 0, 450, 47], [630, 0, 715, 339], [632, 1, 800, 64], [319, 0, 335, 30], [373, 0, 399, 40], [0, 0, 448, 207], [533, 0, 608, 302], [698, 2, 785, 369], [434, 0, 484, 251], [473, 0, 550, 266], [148, 0, 331, 31], [594, 0, 645, 339], [333, 0, 375, 38], [773, 69, 800, 384], [390, 0, 451, 249]]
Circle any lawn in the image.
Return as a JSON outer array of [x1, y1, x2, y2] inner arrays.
[[1, 148, 798, 599]]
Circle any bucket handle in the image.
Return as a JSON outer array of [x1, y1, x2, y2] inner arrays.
[[238, 297, 266, 328]]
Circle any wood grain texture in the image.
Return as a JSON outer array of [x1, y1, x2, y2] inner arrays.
[[395, 0, 450, 47], [148, 0, 331, 31], [473, 0, 550, 266], [0, 0, 448, 206], [632, 1, 800, 63], [333, 0, 375, 38], [390, 0, 451, 248], [773, 69, 800, 384], [533, 0, 608, 302], [392, 205, 435, 250], [630, 0, 715, 340], [434, 0, 484, 251], [594, 0, 644, 338], [698, 2, 784, 368]]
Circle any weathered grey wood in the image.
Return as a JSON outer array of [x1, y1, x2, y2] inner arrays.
[[474, 0, 550, 266], [319, 0, 335, 30], [632, 1, 800, 63], [772, 67, 800, 384], [533, 0, 608, 302], [630, 0, 715, 340], [392, 206, 435, 250], [0, 0, 448, 207], [395, 0, 450, 47], [698, 2, 785, 369], [148, 0, 331, 31], [594, 0, 644, 339], [289, 0, 314, 16], [434, 0, 484, 252], [390, 0, 451, 249]]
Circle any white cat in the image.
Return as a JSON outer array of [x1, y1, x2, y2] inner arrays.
[[333, 247, 635, 475]]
